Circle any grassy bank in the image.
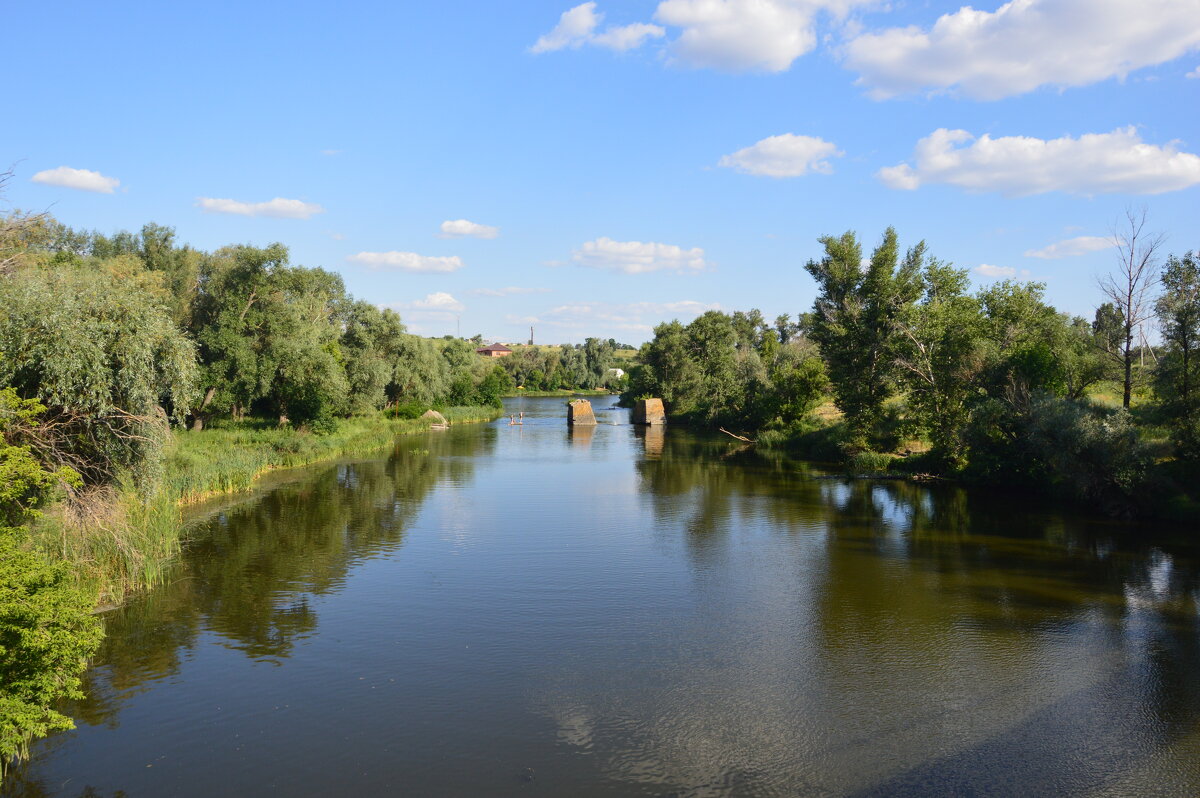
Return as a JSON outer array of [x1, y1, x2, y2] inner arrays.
[[29, 406, 501, 605]]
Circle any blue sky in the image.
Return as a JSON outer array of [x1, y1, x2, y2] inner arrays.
[[7, 0, 1199, 343]]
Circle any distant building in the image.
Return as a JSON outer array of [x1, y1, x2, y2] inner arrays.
[[476, 343, 513, 358]]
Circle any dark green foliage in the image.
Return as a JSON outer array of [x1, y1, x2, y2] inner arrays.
[[804, 228, 923, 446], [623, 310, 826, 429], [1155, 251, 1200, 458], [965, 395, 1152, 515]]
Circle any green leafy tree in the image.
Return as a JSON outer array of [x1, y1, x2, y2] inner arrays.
[[1155, 251, 1200, 458], [804, 228, 923, 446], [895, 260, 985, 465], [340, 302, 407, 412], [0, 388, 100, 777], [189, 243, 289, 425], [0, 266, 196, 485]]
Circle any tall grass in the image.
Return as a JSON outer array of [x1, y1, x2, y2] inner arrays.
[[28, 406, 501, 604]]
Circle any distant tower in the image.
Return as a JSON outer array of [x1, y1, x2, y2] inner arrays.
[[529, 326, 534, 346]]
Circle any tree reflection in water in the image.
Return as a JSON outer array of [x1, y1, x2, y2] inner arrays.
[[25, 428, 493, 751]]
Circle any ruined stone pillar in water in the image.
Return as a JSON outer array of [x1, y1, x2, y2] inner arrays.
[[632, 398, 666, 425], [568, 399, 597, 426]]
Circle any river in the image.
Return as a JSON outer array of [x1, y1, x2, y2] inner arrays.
[[6, 395, 1200, 797]]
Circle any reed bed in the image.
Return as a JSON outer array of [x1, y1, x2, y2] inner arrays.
[[29, 407, 501, 604]]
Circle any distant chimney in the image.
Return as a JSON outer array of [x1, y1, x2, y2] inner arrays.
[[529, 326, 534, 346]]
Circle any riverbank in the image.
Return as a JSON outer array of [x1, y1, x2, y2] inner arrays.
[[503, 389, 613, 398], [28, 406, 502, 606]]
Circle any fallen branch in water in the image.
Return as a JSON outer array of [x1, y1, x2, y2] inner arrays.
[[718, 428, 755, 444]]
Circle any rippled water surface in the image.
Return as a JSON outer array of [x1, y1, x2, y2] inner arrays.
[[8, 396, 1200, 797]]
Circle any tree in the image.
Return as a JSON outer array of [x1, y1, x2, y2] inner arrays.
[[895, 260, 985, 465], [1098, 208, 1163, 408], [341, 302, 407, 412], [0, 390, 101, 776], [188, 243, 290, 426], [1155, 251, 1200, 458], [0, 266, 197, 485], [804, 228, 923, 446]]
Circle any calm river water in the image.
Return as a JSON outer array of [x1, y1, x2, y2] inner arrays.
[[7, 395, 1200, 797]]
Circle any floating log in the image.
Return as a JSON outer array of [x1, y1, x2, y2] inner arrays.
[[567, 399, 597, 426], [633, 398, 666, 425], [718, 427, 755, 443]]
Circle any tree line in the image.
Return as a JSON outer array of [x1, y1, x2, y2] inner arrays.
[[625, 223, 1198, 516]]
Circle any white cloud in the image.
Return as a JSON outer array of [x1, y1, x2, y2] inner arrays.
[[1024, 235, 1117, 259], [532, 2, 601, 52], [409, 292, 466, 313], [974, 264, 1017, 278], [532, 3, 664, 53], [197, 197, 324, 219], [470, 286, 554, 297], [438, 219, 500, 239], [654, 0, 868, 72], [718, 133, 842, 177], [347, 251, 465, 273], [593, 22, 667, 51], [1188, 65, 1200, 79], [31, 166, 120, 194], [844, 0, 1200, 100], [877, 127, 1200, 196], [321, 149, 342, 156], [572, 237, 708, 274]]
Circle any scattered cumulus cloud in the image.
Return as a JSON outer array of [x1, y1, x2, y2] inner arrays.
[[718, 134, 842, 177], [408, 292, 466, 313], [655, 0, 871, 73], [531, 2, 664, 53], [1024, 235, 1117, 259], [347, 251, 465, 273], [974, 264, 1017, 278], [974, 264, 1033, 280], [197, 197, 324, 219], [439, 219, 500, 239], [321, 149, 342, 156], [31, 166, 120, 194], [1188, 65, 1200, 78], [877, 126, 1200, 196], [572, 237, 708, 274], [470, 286, 553, 297], [843, 0, 1200, 100], [593, 22, 667, 51]]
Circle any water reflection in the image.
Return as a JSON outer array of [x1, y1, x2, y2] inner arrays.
[[7, 402, 1200, 797], [16, 429, 494, 755]]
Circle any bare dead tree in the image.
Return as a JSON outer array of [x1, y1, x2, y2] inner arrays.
[[0, 167, 51, 276], [1098, 207, 1164, 408]]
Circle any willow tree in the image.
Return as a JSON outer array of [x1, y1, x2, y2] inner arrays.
[[0, 266, 196, 486]]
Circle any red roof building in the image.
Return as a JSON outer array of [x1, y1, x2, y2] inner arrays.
[[475, 343, 513, 357]]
